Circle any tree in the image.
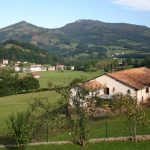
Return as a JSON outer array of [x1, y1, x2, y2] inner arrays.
[[0, 68, 18, 96], [67, 88, 90, 147], [47, 79, 54, 90], [17, 75, 40, 92], [111, 94, 149, 142], [29, 97, 59, 142], [8, 111, 34, 150]]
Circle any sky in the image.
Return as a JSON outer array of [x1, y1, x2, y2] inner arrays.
[[0, 0, 150, 29]]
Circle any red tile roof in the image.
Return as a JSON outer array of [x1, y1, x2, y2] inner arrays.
[[81, 80, 102, 90], [107, 67, 150, 90]]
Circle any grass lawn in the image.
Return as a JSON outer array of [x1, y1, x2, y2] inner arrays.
[[1, 141, 150, 150], [0, 70, 150, 144], [0, 71, 100, 132], [37, 70, 101, 88], [0, 91, 61, 132], [46, 110, 150, 142]]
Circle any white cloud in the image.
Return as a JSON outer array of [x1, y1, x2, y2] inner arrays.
[[112, 0, 150, 11]]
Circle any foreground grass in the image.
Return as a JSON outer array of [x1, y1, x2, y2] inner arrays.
[[0, 70, 150, 142], [47, 111, 150, 142], [1, 141, 150, 150], [0, 70, 100, 134], [0, 71, 100, 131], [0, 91, 60, 132]]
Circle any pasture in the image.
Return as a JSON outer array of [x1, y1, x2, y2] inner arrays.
[[0, 71, 100, 132], [37, 70, 100, 88], [0, 70, 150, 147]]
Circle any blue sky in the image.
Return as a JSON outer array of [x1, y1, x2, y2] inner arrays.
[[0, 0, 150, 28]]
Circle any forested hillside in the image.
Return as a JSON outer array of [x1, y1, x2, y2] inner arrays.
[[0, 20, 150, 58], [0, 40, 60, 64]]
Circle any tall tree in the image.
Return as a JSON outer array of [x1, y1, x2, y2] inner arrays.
[[111, 94, 149, 142]]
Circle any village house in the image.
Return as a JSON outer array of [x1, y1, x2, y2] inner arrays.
[[56, 64, 65, 71], [48, 66, 56, 71], [70, 67, 150, 105], [70, 66, 75, 71], [14, 66, 21, 72], [32, 72, 40, 79], [30, 64, 47, 72], [22, 67, 28, 72], [2, 59, 8, 65], [93, 67, 150, 102], [0, 64, 6, 68], [70, 80, 103, 107]]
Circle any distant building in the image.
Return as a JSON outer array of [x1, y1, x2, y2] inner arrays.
[[70, 66, 75, 71], [32, 72, 40, 79], [56, 65, 65, 71], [22, 67, 30, 72], [0, 64, 6, 68], [16, 61, 21, 64], [23, 61, 28, 64], [14, 66, 21, 72], [2, 59, 8, 65], [30, 64, 46, 72], [48, 66, 55, 71]]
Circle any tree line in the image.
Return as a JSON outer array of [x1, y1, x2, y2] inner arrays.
[[0, 68, 40, 96]]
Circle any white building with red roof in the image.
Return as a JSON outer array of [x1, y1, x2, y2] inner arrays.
[[94, 67, 150, 102]]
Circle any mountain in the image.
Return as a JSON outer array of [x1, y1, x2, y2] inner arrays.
[[0, 20, 150, 58], [0, 40, 60, 64]]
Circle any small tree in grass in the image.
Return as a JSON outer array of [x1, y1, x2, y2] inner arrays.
[[29, 97, 59, 142], [55, 78, 103, 146], [67, 88, 90, 147], [111, 93, 149, 142], [47, 79, 54, 90], [17, 75, 40, 92], [8, 111, 34, 150]]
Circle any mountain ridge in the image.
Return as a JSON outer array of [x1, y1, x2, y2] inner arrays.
[[0, 40, 60, 64], [0, 19, 150, 57]]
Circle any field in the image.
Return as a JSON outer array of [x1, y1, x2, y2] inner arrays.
[[0, 70, 150, 149], [37, 70, 101, 88], [0, 91, 61, 132], [0, 71, 100, 132]]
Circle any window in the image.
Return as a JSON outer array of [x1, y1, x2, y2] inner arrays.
[[127, 89, 131, 95], [142, 96, 143, 101], [104, 88, 109, 95], [112, 87, 115, 92], [146, 87, 149, 93]]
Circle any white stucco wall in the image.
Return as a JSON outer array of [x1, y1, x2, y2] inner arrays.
[[137, 87, 150, 102], [94, 75, 150, 102], [95, 75, 136, 97]]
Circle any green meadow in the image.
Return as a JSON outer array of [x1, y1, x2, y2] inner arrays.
[[0, 71, 100, 132], [0, 70, 150, 148], [37, 70, 101, 88]]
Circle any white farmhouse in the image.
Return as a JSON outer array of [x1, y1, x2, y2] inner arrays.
[[70, 66, 75, 71], [30, 64, 47, 72], [48, 66, 55, 71], [14, 66, 21, 72], [32, 72, 40, 79], [70, 80, 102, 107], [30, 64, 42, 72], [94, 67, 150, 102], [2, 59, 8, 65], [56, 65, 65, 71]]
